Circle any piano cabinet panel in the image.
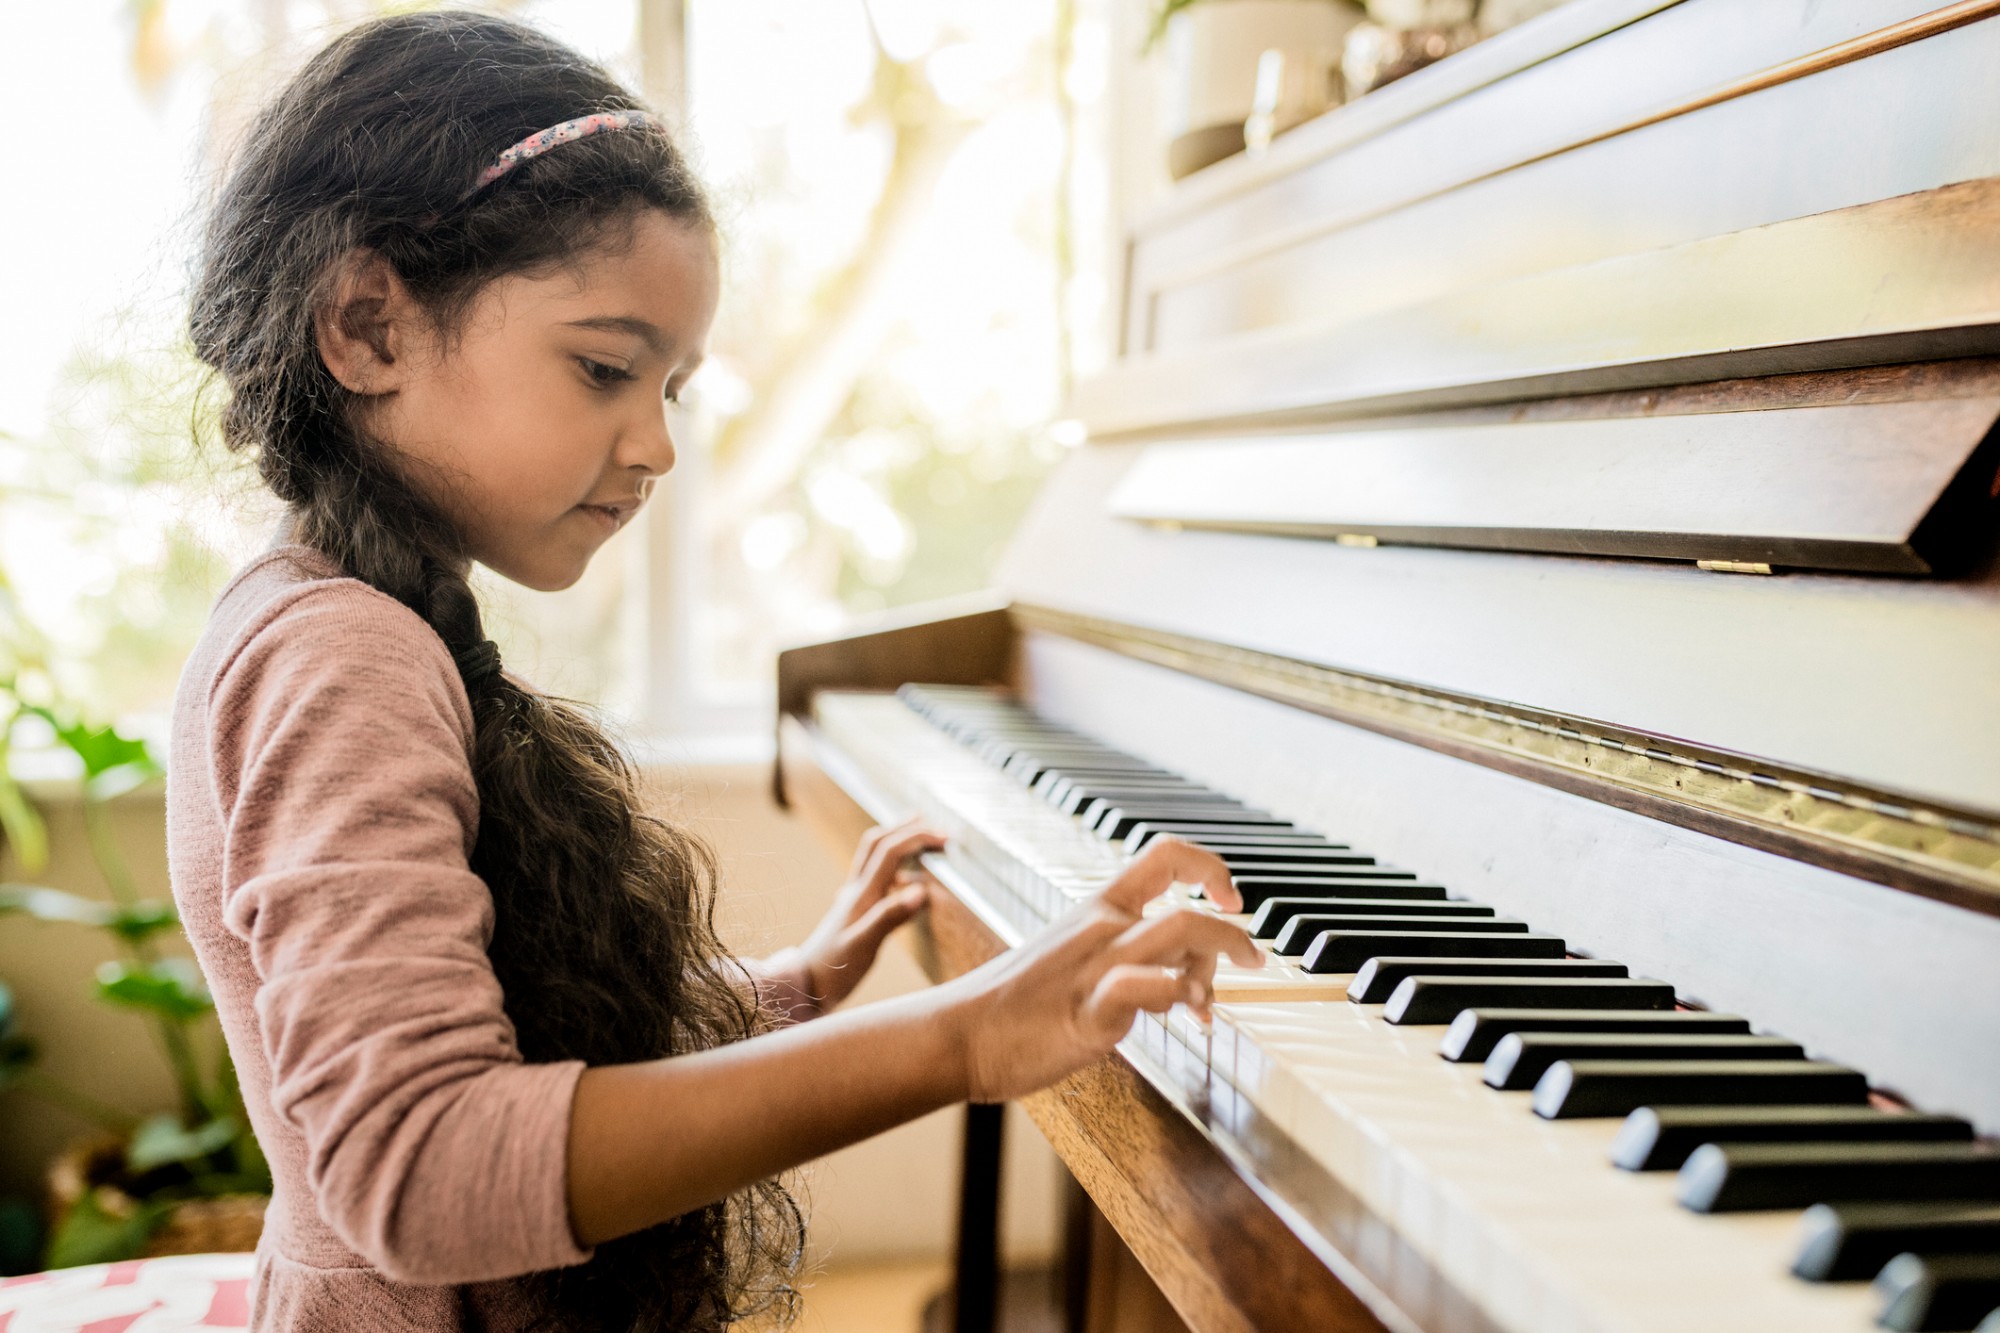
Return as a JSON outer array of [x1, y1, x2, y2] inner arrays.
[[776, 715, 1412, 1333]]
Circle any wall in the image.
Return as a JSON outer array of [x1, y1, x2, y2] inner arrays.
[[0, 765, 1061, 1269]]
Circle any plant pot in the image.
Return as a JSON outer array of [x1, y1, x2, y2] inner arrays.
[[1159, 0, 1363, 178], [48, 1137, 267, 1259]]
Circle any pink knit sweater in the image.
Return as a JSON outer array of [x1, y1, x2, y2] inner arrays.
[[168, 547, 790, 1329]]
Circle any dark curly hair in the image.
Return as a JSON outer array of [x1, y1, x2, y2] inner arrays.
[[188, 11, 802, 1330]]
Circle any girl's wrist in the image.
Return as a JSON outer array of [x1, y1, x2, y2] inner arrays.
[[925, 971, 994, 1105]]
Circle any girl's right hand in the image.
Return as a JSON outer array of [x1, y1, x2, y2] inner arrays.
[[944, 839, 1261, 1104]]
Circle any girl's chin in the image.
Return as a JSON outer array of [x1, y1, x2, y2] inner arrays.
[[480, 545, 594, 593]]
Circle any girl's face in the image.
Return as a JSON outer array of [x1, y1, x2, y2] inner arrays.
[[352, 209, 719, 592]]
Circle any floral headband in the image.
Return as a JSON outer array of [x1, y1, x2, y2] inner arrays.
[[461, 110, 661, 201]]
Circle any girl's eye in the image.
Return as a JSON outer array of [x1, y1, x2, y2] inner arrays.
[[578, 357, 633, 387]]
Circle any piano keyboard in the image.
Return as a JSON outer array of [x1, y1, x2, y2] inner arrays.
[[812, 686, 2000, 1333]]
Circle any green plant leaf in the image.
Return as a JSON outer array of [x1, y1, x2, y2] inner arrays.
[[0, 884, 116, 928], [44, 1188, 170, 1269], [107, 900, 178, 943], [94, 959, 212, 1020], [0, 1034, 34, 1088], [0, 1196, 42, 1278], [126, 1113, 241, 1173], [16, 706, 162, 797], [0, 760, 48, 875], [36, 712, 158, 784]]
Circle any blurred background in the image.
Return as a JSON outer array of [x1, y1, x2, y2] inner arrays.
[[0, 0, 1133, 740]]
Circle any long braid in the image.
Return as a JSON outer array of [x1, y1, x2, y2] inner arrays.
[[191, 13, 804, 1328]]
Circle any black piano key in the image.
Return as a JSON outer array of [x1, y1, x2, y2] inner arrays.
[[1084, 799, 1258, 828], [1096, 808, 1290, 840], [1273, 913, 1528, 957], [1252, 897, 1494, 939], [1533, 1059, 1868, 1120], [1484, 1033, 1803, 1091], [1388, 977, 1675, 1025], [1793, 1201, 2000, 1281], [1057, 783, 1207, 815], [1086, 796, 1258, 819], [1126, 821, 1308, 848], [1677, 1142, 2000, 1213], [1228, 863, 1418, 883], [1350, 958, 1625, 1004], [1303, 931, 1567, 975], [1211, 848, 1377, 869], [1441, 1008, 1749, 1063], [1874, 1252, 2000, 1332], [1143, 831, 1346, 848], [1615, 1106, 1975, 1173], [1018, 760, 1157, 785], [1234, 877, 1447, 912]]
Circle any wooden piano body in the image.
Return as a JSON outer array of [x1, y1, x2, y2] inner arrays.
[[776, 3, 2000, 1329]]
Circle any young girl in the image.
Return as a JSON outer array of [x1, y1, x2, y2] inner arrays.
[[170, 12, 1257, 1331]]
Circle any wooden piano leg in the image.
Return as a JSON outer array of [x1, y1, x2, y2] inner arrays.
[[953, 1102, 1005, 1333]]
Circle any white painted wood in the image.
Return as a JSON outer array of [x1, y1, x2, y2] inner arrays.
[[1016, 631, 2000, 1135], [997, 442, 2000, 813], [1135, 0, 1994, 352]]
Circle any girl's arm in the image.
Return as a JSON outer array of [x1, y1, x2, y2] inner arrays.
[[566, 839, 1255, 1245]]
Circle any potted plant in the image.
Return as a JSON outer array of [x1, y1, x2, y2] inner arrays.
[[0, 575, 269, 1267], [1147, 0, 1363, 177]]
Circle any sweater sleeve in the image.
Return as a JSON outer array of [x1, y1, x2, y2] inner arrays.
[[208, 580, 592, 1285]]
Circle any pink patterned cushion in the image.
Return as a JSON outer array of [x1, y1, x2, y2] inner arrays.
[[0, 1254, 253, 1330]]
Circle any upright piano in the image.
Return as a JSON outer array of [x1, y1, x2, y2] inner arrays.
[[775, 2, 2000, 1329]]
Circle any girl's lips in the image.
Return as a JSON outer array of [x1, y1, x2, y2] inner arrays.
[[577, 499, 641, 530], [578, 503, 628, 531]]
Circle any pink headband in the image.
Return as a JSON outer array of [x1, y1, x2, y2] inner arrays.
[[462, 110, 660, 200]]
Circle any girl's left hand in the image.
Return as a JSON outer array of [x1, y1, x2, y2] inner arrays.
[[795, 818, 945, 1012]]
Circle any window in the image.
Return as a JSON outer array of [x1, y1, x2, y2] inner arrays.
[[0, 0, 1115, 751]]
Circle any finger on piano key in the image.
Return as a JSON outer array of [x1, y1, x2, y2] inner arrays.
[[1615, 1106, 1975, 1173], [1251, 896, 1495, 938], [1483, 1032, 1805, 1091], [1441, 1006, 1751, 1062], [1533, 1058, 1869, 1120], [1792, 1200, 2000, 1281], [1677, 1141, 2000, 1213], [1273, 913, 1529, 957], [1873, 1252, 2000, 1333], [1301, 930, 1568, 975], [1233, 876, 1445, 912], [1387, 975, 1675, 1023]]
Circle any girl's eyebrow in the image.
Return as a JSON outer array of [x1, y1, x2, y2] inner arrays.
[[563, 315, 668, 354]]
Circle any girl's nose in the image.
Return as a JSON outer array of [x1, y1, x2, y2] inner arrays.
[[621, 401, 678, 477]]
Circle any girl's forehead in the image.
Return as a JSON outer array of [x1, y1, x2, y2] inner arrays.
[[497, 214, 719, 345]]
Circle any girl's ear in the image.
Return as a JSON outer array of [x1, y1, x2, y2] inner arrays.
[[315, 249, 419, 395]]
